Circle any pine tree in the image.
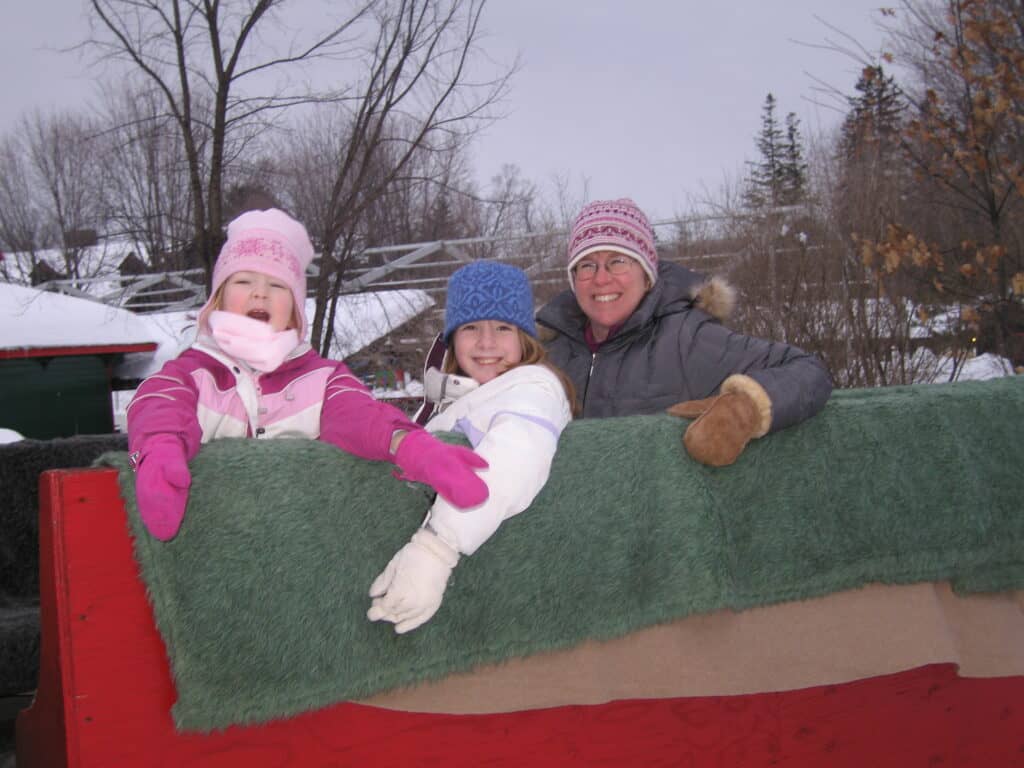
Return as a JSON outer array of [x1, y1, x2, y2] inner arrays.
[[834, 64, 907, 247], [839, 65, 904, 164], [744, 93, 790, 209], [781, 112, 807, 205]]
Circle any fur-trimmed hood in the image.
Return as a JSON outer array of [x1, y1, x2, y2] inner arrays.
[[690, 275, 736, 322]]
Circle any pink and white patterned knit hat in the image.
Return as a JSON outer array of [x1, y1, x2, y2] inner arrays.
[[198, 208, 315, 338], [566, 198, 658, 290]]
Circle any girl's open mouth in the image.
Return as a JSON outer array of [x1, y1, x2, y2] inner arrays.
[[247, 310, 270, 322]]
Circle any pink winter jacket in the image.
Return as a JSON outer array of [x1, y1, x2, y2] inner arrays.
[[126, 341, 414, 464]]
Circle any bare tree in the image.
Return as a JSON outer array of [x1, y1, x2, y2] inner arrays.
[[821, 64, 944, 386], [87, 0, 512, 352], [477, 165, 539, 241], [99, 86, 198, 264], [86, 0, 379, 282], [0, 134, 48, 261], [266, 0, 512, 354], [0, 111, 116, 284]]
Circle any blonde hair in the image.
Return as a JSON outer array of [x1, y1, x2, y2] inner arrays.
[[444, 328, 578, 416]]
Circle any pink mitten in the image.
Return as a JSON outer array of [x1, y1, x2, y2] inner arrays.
[[133, 438, 192, 541], [393, 429, 489, 508]]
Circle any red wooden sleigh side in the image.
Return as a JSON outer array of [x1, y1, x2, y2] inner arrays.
[[16, 467, 1024, 768]]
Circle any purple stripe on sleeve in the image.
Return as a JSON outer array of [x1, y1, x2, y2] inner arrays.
[[488, 410, 561, 441], [454, 416, 486, 448]]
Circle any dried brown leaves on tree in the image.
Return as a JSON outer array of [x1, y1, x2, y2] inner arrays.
[[860, 0, 1024, 364]]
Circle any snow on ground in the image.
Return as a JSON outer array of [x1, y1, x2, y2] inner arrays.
[[935, 352, 1017, 382], [114, 309, 197, 381]]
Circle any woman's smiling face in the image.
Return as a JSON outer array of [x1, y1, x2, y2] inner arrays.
[[452, 319, 524, 384], [572, 251, 649, 342]]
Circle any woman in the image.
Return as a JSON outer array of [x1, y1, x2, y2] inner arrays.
[[536, 198, 832, 466]]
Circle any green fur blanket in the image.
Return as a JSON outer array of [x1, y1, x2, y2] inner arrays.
[[100, 376, 1024, 732]]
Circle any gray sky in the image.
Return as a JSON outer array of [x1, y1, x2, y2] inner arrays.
[[2, 1, 890, 221]]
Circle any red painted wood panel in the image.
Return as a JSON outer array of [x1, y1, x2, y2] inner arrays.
[[0, 342, 157, 360], [17, 468, 1024, 767]]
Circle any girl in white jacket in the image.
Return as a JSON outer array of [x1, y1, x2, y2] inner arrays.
[[368, 262, 575, 633]]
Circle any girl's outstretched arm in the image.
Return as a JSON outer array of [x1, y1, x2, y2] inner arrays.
[[319, 360, 489, 507], [318, 361, 416, 460]]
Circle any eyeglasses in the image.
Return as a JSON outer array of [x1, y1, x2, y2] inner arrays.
[[573, 255, 635, 281]]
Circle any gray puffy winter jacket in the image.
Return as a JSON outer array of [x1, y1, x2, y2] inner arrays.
[[536, 262, 833, 431]]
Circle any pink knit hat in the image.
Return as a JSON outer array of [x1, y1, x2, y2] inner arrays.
[[198, 209, 315, 338], [566, 198, 658, 289]]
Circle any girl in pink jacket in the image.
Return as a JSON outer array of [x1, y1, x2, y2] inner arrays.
[[126, 208, 488, 541]]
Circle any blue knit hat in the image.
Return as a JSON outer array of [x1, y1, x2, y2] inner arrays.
[[444, 261, 537, 342]]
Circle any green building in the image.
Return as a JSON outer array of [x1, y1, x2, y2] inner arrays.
[[1, 284, 158, 439]]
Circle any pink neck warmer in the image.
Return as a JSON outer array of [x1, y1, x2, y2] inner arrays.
[[208, 310, 300, 373]]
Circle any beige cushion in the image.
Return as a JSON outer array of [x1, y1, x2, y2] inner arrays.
[[362, 582, 1024, 714]]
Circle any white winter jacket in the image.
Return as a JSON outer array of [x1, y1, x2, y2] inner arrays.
[[422, 364, 572, 555]]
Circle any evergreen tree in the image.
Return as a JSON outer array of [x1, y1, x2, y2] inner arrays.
[[839, 65, 904, 163], [782, 112, 807, 205], [834, 64, 907, 244], [744, 93, 792, 209], [426, 190, 454, 240]]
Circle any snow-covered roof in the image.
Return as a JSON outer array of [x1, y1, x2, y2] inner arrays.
[[1, 280, 432, 379], [2, 240, 142, 286], [1, 281, 159, 351], [0, 427, 25, 444], [325, 292, 434, 358]]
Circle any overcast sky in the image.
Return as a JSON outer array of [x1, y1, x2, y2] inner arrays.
[[2, 1, 892, 222]]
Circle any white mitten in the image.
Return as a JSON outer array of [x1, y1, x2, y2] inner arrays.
[[367, 528, 460, 634]]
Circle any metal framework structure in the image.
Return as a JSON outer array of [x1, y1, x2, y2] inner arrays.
[[33, 231, 575, 313], [31, 212, 750, 312]]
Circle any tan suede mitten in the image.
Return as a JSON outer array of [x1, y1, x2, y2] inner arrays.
[[667, 391, 761, 467]]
